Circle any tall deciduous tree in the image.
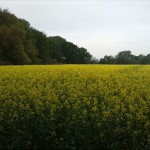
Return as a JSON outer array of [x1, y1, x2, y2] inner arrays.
[[0, 9, 93, 65]]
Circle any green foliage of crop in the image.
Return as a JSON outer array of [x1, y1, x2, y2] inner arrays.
[[0, 65, 150, 149]]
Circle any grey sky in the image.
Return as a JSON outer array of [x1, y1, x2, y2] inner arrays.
[[1, 0, 150, 58]]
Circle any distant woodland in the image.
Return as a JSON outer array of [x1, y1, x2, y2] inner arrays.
[[0, 9, 150, 65], [98, 51, 150, 64]]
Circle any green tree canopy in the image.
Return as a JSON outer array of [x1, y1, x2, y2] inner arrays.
[[0, 8, 93, 65]]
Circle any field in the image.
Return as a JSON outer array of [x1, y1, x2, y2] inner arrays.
[[0, 65, 150, 149]]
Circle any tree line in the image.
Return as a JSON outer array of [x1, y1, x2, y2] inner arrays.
[[0, 9, 149, 65], [0, 9, 92, 65], [97, 51, 150, 64]]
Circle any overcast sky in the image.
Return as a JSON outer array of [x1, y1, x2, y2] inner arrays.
[[1, 0, 150, 58]]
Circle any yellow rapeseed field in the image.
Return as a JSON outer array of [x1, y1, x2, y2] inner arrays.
[[0, 65, 150, 149]]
